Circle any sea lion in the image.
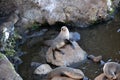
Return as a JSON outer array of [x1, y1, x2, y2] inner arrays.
[[103, 62, 120, 80], [46, 66, 85, 80], [47, 26, 75, 59]]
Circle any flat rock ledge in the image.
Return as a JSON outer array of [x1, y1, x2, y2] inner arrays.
[[46, 41, 87, 66]]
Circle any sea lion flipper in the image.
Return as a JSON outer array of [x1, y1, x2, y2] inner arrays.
[[64, 39, 75, 49], [55, 48, 65, 55], [52, 49, 65, 60], [52, 49, 56, 59]]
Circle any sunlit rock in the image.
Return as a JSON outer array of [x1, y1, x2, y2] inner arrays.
[[46, 41, 87, 66], [87, 55, 102, 63], [34, 64, 52, 75], [1, 0, 120, 28]]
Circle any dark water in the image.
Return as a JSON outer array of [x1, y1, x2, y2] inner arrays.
[[18, 13, 120, 80]]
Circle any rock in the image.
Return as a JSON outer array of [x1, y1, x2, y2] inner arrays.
[[87, 55, 102, 63], [0, 53, 23, 80], [69, 32, 80, 41], [0, 13, 19, 50], [103, 62, 120, 80], [31, 62, 42, 69], [27, 29, 48, 38], [46, 41, 87, 66], [1, 0, 120, 28], [34, 64, 52, 75], [46, 66, 85, 80], [117, 29, 120, 32]]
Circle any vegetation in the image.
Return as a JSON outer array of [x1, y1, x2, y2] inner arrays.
[[0, 30, 21, 57]]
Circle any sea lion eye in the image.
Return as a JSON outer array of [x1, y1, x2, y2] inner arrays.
[[61, 28, 65, 31]]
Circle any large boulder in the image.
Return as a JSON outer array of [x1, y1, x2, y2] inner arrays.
[[0, 53, 23, 80], [46, 41, 87, 66], [1, 0, 120, 28]]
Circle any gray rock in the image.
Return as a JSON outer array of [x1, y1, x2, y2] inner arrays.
[[46, 41, 87, 66], [69, 32, 80, 41], [117, 29, 120, 32], [0, 53, 23, 80], [34, 64, 52, 75], [1, 0, 120, 28], [31, 62, 42, 69]]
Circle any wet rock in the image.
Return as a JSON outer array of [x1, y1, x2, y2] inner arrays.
[[87, 55, 102, 63], [117, 28, 120, 32], [69, 32, 80, 41], [24, 29, 48, 47], [9, 56, 23, 70], [27, 29, 48, 38], [0, 53, 23, 80], [31, 62, 42, 69], [103, 62, 120, 80], [46, 41, 87, 66], [34, 64, 52, 75], [46, 66, 85, 80]]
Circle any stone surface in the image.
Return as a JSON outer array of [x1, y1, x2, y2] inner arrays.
[[87, 55, 102, 63], [69, 32, 80, 41], [46, 41, 87, 66], [34, 64, 52, 75], [0, 53, 23, 80], [1, 0, 120, 28], [0, 13, 19, 50], [46, 66, 85, 80]]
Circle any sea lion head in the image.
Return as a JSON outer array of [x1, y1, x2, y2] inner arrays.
[[61, 26, 68, 32], [103, 62, 120, 80], [60, 26, 69, 39]]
